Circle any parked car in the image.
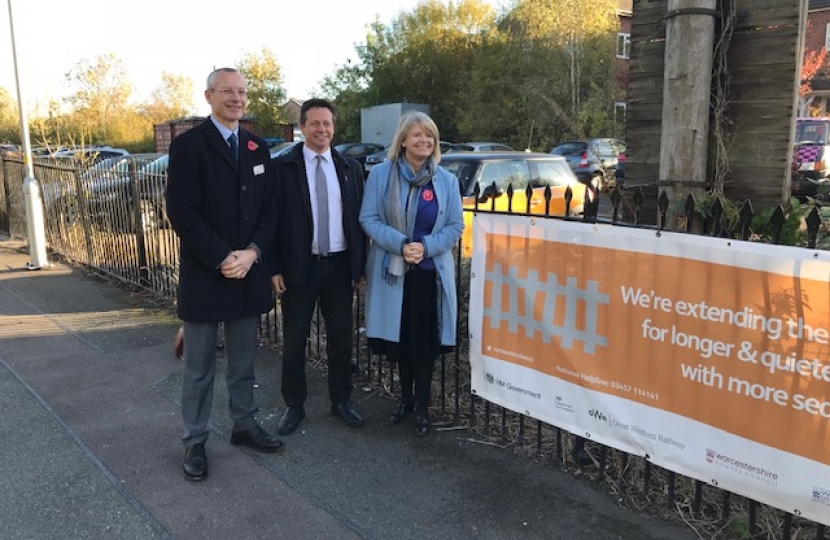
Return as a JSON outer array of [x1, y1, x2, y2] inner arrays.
[[440, 152, 586, 255], [439, 141, 458, 153], [0, 143, 20, 158], [446, 141, 515, 153], [52, 146, 130, 165], [85, 154, 166, 230], [550, 138, 619, 192], [47, 154, 165, 231], [364, 141, 463, 176], [363, 145, 391, 175], [334, 142, 385, 174], [270, 141, 301, 159], [791, 117, 830, 201]]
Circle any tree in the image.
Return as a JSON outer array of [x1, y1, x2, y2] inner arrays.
[[319, 61, 372, 143], [0, 87, 20, 143], [458, 0, 621, 149], [236, 49, 287, 137], [799, 46, 829, 116], [142, 71, 194, 125], [64, 53, 134, 144], [354, 0, 497, 142]]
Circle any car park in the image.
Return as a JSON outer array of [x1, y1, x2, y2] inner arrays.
[[365, 141, 452, 173], [85, 154, 165, 229], [334, 143, 385, 175], [446, 141, 515, 153], [364, 141, 487, 176], [440, 151, 586, 254], [550, 138, 620, 192], [52, 146, 130, 165]]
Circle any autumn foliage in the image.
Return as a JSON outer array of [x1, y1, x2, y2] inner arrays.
[[802, 47, 829, 97]]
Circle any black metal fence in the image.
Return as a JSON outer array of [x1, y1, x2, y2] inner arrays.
[[1, 156, 828, 540]]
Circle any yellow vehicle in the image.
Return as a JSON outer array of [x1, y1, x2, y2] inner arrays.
[[441, 152, 587, 256]]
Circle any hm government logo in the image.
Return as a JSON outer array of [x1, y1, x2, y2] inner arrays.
[[485, 372, 495, 384], [588, 409, 608, 422], [554, 395, 574, 413], [482, 263, 610, 353]]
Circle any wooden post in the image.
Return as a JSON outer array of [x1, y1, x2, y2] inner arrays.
[[660, 0, 717, 227]]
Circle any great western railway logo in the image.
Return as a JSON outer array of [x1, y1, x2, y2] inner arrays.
[[483, 263, 609, 353]]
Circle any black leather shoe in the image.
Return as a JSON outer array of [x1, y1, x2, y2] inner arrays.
[[331, 401, 364, 427], [183, 443, 207, 481], [277, 407, 305, 435], [390, 402, 414, 424], [414, 411, 431, 436], [230, 424, 284, 453]]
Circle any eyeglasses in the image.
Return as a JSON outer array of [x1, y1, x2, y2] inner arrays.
[[212, 87, 247, 97]]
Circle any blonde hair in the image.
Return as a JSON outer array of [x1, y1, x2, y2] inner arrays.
[[387, 112, 442, 164]]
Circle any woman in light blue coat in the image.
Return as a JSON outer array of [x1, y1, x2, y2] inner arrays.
[[359, 112, 464, 436]]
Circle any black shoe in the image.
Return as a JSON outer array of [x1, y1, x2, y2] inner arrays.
[[230, 424, 284, 453], [183, 443, 207, 481], [331, 401, 364, 427], [414, 411, 431, 436], [277, 406, 305, 435], [390, 402, 414, 424]]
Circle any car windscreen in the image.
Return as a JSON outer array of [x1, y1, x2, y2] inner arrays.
[[442, 160, 476, 195], [795, 121, 830, 145], [478, 160, 531, 193], [551, 142, 587, 156], [533, 160, 579, 187]]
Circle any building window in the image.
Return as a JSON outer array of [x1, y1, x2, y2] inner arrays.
[[616, 33, 631, 59], [614, 102, 627, 126]]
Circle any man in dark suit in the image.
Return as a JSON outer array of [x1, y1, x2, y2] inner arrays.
[[270, 98, 368, 435], [166, 67, 282, 482]]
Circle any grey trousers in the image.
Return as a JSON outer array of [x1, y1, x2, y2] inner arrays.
[[181, 316, 259, 446]]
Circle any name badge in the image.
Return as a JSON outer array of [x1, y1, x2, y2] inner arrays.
[[253, 164, 265, 176]]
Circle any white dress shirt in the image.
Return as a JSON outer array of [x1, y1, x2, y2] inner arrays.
[[302, 145, 346, 255]]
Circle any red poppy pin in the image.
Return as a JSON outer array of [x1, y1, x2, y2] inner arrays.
[[247, 140, 258, 151], [422, 189, 434, 202]]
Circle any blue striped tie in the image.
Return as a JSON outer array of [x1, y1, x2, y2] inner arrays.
[[228, 133, 238, 163]]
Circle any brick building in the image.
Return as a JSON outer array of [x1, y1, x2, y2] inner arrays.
[[153, 117, 260, 154], [802, 0, 830, 115], [615, 0, 633, 128]]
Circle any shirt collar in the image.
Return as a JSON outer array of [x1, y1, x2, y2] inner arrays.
[[302, 144, 333, 163], [209, 116, 238, 142]]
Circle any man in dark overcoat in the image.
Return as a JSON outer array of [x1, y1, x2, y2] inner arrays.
[[166, 67, 282, 482]]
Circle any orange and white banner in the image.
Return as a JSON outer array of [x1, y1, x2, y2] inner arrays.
[[468, 214, 830, 525]]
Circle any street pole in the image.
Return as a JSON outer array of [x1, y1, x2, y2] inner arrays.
[[7, 0, 48, 269], [659, 0, 717, 229]]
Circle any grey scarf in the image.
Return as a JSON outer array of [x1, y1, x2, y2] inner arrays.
[[382, 157, 436, 284]]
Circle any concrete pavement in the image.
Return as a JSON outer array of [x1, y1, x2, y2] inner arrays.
[[0, 235, 697, 540]]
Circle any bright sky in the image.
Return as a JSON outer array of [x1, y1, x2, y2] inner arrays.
[[0, 0, 501, 117]]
